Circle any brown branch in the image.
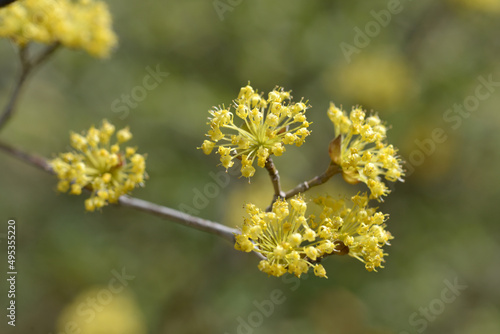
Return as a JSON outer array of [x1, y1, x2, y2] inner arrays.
[[284, 163, 341, 200], [0, 141, 53, 173], [264, 157, 285, 212], [118, 196, 237, 242]]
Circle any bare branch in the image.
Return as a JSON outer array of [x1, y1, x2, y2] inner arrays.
[[0, 68, 29, 131], [284, 163, 341, 200], [0, 140, 244, 246], [264, 157, 285, 212], [0, 141, 53, 173], [118, 195, 238, 242]]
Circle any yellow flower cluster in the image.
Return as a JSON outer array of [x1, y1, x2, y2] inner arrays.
[[200, 84, 310, 178], [235, 196, 330, 278], [313, 193, 393, 272], [328, 104, 404, 200], [235, 194, 392, 277], [0, 0, 117, 57], [51, 120, 146, 211]]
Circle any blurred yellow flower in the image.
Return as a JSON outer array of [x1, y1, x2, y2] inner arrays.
[[57, 287, 146, 334], [450, 0, 500, 13], [200, 84, 310, 178], [0, 0, 117, 57], [328, 104, 404, 200], [51, 119, 147, 211], [333, 53, 414, 110]]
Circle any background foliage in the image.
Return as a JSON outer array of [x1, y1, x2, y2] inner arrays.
[[1, 0, 499, 333]]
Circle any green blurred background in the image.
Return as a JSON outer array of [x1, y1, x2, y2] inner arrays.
[[1, 0, 500, 333]]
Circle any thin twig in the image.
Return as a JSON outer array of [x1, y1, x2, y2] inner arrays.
[[118, 196, 238, 242], [31, 42, 60, 68], [264, 157, 285, 212], [0, 141, 53, 173], [284, 163, 341, 200], [0, 67, 29, 130], [0, 140, 244, 245], [0, 43, 60, 131]]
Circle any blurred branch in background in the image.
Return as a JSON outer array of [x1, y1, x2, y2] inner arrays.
[[0, 42, 59, 130]]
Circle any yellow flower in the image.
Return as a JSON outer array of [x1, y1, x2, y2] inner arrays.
[[328, 104, 404, 200], [333, 52, 415, 110], [0, 0, 117, 57], [314, 193, 393, 272], [50, 119, 147, 211], [200, 84, 310, 178]]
